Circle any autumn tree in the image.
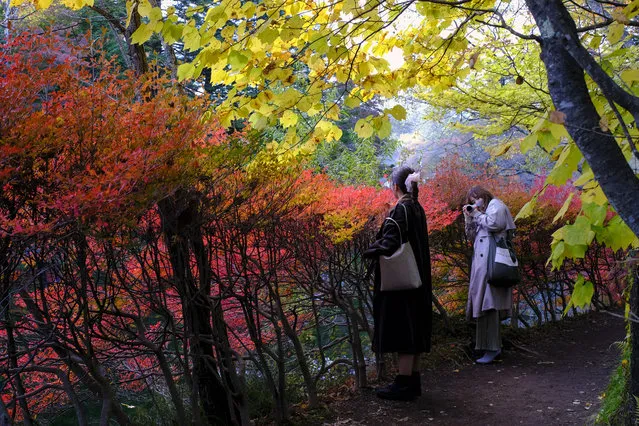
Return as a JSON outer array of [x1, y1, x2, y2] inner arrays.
[[5, 0, 639, 420]]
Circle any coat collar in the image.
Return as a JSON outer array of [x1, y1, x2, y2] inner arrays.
[[398, 194, 413, 203]]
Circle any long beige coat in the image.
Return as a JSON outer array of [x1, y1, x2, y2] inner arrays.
[[465, 198, 516, 320]]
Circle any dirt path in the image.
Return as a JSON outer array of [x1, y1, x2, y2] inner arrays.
[[322, 312, 625, 426]]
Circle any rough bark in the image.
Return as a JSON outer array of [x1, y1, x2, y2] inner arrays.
[[630, 261, 639, 425], [531, 0, 639, 125], [525, 0, 639, 239], [124, 6, 149, 75], [158, 195, 233, 425]]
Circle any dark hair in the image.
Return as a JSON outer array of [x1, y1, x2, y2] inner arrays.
[[392, 166, 419, 201], [466, 185, 494, 207]]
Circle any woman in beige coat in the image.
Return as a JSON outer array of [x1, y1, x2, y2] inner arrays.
[[464, 186, 515, 364]]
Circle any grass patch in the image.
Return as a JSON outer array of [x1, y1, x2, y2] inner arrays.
[[596, 338, 630, 425]]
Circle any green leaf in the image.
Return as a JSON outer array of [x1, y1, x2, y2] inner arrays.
[[344, 96, 361, 108], [582, 202, 607, 227], [598, 215, 638, 250], [131, 23, 154, 45], [386, 105, 407, 120], [182, 25, 201, 52], [548, 122, 570, 141], [376, 116, 392, 139], [149, 7, 163, 22], [280, 110, 298, 128], [621, 69, 639, 84], [549, 240, 567, 269], [531, 116, 548, 133], [228, 50, 249, 70], [608, 22, 625, 44], [249, 112, 268, 130], [624, 0, 639, 19], [552, 192, 575, 223], [416, 1, 430, 15], [258, 27, 279, 44], [162, 23, 183, 44], [537, 130, 558, 152], [573, 167, 594, 187], [354, 119, 374, 139], [515, 194, 538, 220], [580, 184, 608, 205], [520, 133, 537, 154], [564, 216, 595, 246], [546, 143, 581, 185], [177, 63, 195, 81], [492, 140, 513, 157], [563, 275, 594, 316]]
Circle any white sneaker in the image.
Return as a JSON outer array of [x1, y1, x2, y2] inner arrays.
[[476, 349, 501, 364]]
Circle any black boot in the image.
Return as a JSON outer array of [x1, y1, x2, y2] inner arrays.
[[376, 375, 417, 401], [411, 371, 422, 397]]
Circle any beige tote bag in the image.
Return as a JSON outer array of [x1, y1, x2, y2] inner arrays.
[[379, 205, 422, 292]]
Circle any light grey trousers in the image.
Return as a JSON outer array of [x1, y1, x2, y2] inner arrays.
[[475, 309, 502, 351]]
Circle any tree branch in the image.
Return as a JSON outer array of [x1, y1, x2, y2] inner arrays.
[[538, 0, 639, 124]]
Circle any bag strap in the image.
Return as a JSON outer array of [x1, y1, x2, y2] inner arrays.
[[384, 203, 409, 245], [384, 217, 403, 245]]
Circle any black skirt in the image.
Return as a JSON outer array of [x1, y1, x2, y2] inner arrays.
[[372, 265, 431, 354]]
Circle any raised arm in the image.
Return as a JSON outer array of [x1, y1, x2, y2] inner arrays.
[[475, 201, 509, 233]]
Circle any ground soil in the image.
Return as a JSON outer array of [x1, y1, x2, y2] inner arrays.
[[316, 312, 625, 426]]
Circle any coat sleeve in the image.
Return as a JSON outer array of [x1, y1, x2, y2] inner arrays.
[[363, 205, 405, 258], [475, 201, 508, 233]]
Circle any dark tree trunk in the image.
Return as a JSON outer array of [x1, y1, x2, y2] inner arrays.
[[273, 282, 319, 407], [5, 313, 33, 426], [158, 195, 233, 425], [347, 309, 368, 388], [629, 262, 639, 425], [525, 0, 639, 239], [124, 5, 149, 75]]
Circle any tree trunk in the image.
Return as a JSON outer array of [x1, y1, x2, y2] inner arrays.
[[432, 291, 452, 332], [154, 347, 188, 422], [273, 285, 319, 408], [18, 290, 132, 425], [0, 396, 11, 426], [629, 261, 639, 425], [2, 0, 13, 42], [5, 314, 33, 426], [347, 309, 368, 388], [124, 5, 149, 75], [158, 195, 233, 425], [525, 0, 639, 239]]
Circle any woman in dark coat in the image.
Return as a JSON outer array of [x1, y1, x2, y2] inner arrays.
[[363, 166, 432, 401]]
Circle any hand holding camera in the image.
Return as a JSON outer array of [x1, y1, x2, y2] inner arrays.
[[463, 204, 478, 217]]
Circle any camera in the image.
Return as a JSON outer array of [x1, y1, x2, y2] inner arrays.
[[465, 204, 477, 212]]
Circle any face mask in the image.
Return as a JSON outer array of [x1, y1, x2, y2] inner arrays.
[[475, 198, 484, 208]]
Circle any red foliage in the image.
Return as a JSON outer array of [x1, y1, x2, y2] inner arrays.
[[0, 32, 626, 425]]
